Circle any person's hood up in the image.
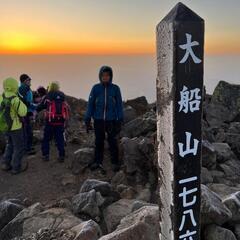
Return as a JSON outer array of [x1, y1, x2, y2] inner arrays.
[[48, 81, 60, 92], [3, 77, 19, 94], [99, 66, 113, 83]]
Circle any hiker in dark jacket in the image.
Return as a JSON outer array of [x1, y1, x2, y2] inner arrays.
[[18, 74, 36, 155], [37, 82, 69, 162], [85, 66, 124, 172]]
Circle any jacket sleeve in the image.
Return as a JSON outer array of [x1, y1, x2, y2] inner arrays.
[[12, 98, 27, 117], [116, 86, 124, 121], [36, 96, 47, 112], [85, 86, 96, 122]]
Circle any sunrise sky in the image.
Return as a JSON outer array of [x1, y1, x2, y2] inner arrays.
[[0, 0, 239, 55]]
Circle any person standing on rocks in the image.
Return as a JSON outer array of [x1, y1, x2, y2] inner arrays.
[[85, 66, 124, 173], [37, 81, 69, 162], [18, 74, 36, 155], [0, 78, 28, 174]]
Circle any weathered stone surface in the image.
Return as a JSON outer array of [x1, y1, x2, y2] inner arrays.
[[121, 111, 156, 138], [219, 159, 240, 184], [123, 106, 138, 123], [72, 190, 104, 219], [71, 148, 94, 175], [80, 179, 112, 196], [0, 203, 44, 240], [212, 142, 236, 163], [100, 206, 159, 240], [71, 220, 102, 240], [0, 200, 24, 231], [103, 199, 135, 233], [202, 140, 217, 170], [125, 96, 149, 116], [223, 192, 240, 222], [208, 183, 240, 199], [203, 225, 237, 240], [201, 185, 232, 225], [206, 81, 240, 127], [202, 167, 213, 184]]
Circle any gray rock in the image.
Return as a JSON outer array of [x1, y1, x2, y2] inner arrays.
[[233, 224, 240, 240], [71, 148, 94, 175], [208, 184, 240, 199], [125, 96, 149, 116], [203, 225, 236, 240], [121, 111, 156, 138], [71, 220, 102, 240], [0, 203, 44, 240], [72, 190, 104, 219], [0, 200, 24, 230], [201, 184, 232, 225], [219, 159, 240, 184], [80, 179, 112, 196], [103, 199, 135, 233], [206, 81, 240, 127], [123, 106, 138, 123], [131, 201, 157, 212], [100, 206, 159, 240], [202, 167, 213, 184], [223, 192, 240, 222], [202, 140, 217, 170], [212, 142, 237, 163]]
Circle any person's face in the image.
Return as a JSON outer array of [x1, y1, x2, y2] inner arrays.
[[25, 79, 31, 87], [101, 72, 111, 84]]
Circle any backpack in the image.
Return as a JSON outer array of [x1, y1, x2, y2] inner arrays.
[[45, 98, 69, 124], [0, 94, 16, 133]]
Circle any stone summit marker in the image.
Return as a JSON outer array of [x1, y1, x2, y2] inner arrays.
[[156, 2, 204, 240]]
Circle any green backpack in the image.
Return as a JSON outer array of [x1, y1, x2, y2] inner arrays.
[[0, 94, 16, 133]]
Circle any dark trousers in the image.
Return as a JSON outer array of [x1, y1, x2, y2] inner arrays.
[[94, 120, 120, 165], [3, 129, 25, 171], [23, 115, 33, 152], [42, 124, 65, 157]]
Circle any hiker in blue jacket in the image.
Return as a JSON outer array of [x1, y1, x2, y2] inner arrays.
[[18, 74, 36, 155], [85, 66, 123, 172]]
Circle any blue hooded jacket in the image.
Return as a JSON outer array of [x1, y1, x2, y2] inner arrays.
[[85, 66, 123, 122]]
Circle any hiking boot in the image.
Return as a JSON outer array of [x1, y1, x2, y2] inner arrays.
[[27, 149, 36, 156], [112, 163, 121, 172], [58, 156, 65, 163], [42, 155, 50, 162], [11, 162, 28, 175], [1, 163, 12, 171]]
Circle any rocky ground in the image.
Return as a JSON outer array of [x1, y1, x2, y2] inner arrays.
[[0, 80, 240, 240]]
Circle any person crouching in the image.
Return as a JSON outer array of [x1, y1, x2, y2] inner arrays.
[[37, 82, 69, 162]]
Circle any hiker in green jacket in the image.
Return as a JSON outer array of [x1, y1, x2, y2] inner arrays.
[[0, 78, 28, 174]]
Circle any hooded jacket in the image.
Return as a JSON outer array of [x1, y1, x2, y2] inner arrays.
[[85, 66, 123, 122], [18, 82, 35, 113], [0, 78, 27, 131]]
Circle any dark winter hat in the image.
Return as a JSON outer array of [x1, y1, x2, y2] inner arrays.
[[37, 86, 47, 97], [20, 74, 31, 83], [99, 66, 113, 82]]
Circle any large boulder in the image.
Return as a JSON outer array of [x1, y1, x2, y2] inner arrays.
[[80, 179, 112, 197], [202, 140, 217, 170], [0, 203, 44, 240], [202, 167, 213, 184], [208, 183, 240, 199], [100, 206, 159, 240], [123, 106, 138, 124], [71, 148, 94, 175], [223, 192, 240, 222], [203, 225, 236, 240], [72, 190, 104, 219], [71, 220, 102, 240], [125, 96, 149, 116], [206, 81, 240, 127], [103, 199, 135, 233], [0, 199, 24, 231], [212, 142, 237, 163], [201, 185, 232, 225], [65, 96, 87, 118], [121, 111, 156, 138]]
